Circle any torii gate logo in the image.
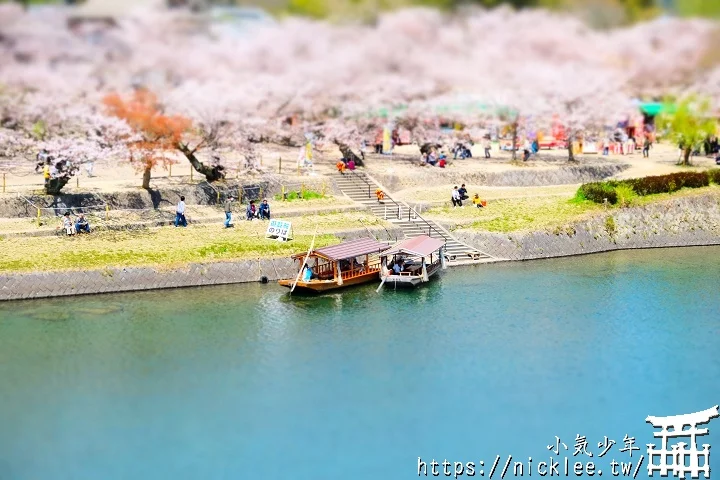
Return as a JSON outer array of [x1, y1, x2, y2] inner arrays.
[[646, 405, 719, 479]]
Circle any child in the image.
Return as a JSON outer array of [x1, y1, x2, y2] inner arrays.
[[472, 194, 484, 208], [62, 212, 76, 235], [246, 200, 257, 220]]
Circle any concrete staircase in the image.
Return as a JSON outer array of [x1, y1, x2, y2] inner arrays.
[[334, 171, 496, 265]]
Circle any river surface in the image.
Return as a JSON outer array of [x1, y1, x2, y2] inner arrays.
[[1, 247, 719, 480]]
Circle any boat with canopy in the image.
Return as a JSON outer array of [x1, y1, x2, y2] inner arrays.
[[378, 235, 446, 290], [279, 237, 392, 293]]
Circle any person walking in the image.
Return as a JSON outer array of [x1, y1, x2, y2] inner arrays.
[[224, 196, 234, 228], [175, 196, 187, 227], [483, 138, 491, 158], [642, 137, 652, 158]]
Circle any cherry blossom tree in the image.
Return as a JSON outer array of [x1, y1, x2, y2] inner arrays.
[[103, 90, 189, 189], [2, 3, 720, 179]]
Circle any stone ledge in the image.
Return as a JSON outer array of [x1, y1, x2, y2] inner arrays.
[[455, 193, 720, 261], [0, 226, 404, 301]]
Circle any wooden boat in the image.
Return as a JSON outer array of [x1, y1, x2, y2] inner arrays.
[[378, 235, 447, 289], [278, 237, 392, 293]]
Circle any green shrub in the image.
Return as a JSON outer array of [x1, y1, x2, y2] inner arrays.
[[577, 182, 618, 205], [707, 169, 720, 185], [274, 189, 324, 201], [615, 184, 636, 207], [580, 172, 711, 204], [625, 172, 709, 195], [605, 216, 616, 236]]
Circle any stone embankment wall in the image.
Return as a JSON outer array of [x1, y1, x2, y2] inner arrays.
[[4, 193, 720, 302], [455, 193, 720, 261], [0, 226, 404, 301], [0, 175, 335, 218], [369, 163, 628, 192]]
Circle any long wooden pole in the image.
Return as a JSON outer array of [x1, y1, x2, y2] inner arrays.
[[376, 257, 388, 293], [376, 276, 387, 293], [290, 226, 318, 294]]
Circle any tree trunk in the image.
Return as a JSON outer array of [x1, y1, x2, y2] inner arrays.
[[335, 141, 364, 167], [511, 122, 518, 161], [177, 144, 225, 182], [682, 147, 692, 166], [142, 167, 151, 189], [45, 177, 70, 195], [567, 133, 576, 162]]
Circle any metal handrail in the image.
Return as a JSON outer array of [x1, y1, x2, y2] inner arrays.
[[346, 169, 372, 198], [346, 170, 404, 220], [344, 170, 448, 242], [407, 207, 450, 241]]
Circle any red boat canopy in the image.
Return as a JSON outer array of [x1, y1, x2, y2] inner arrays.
[[307, 237, 391, 261], [383, 235, 445, 257]]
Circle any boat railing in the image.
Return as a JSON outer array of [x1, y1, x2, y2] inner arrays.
[[340, 260, 381, 280]]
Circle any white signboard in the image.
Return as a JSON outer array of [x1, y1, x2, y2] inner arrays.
[[266, 219, 293, 241]]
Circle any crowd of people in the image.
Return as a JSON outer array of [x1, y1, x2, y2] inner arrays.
[[173, 196, 272, 230], [35, 151, 80, 189], [451, 184, 486, 208]]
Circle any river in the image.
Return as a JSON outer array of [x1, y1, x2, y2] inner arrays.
[[1, 246, 719, 480]]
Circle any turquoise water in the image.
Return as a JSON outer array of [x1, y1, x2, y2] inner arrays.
[[1, 246, 719, 480]]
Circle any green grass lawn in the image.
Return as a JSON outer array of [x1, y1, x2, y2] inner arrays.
[[0, 212, 388, 273], [425, 186, 720, 233]]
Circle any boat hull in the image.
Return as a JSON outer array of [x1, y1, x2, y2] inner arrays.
[[381, 263, 443, 288], [279, 271, 380, 293]]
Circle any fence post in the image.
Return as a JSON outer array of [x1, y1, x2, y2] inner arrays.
[[259, 187, 264, 200], [105, 204, 109, 221], [301, 183, 305, 199], [260, 154, 263, 167], [36, 207, 40, 226], [282, 185, 285, 201], [76, 177, 79, 189], [217, 191, 220, 203], [321, 181, 326, 197], [169, 164, 172, 178], [278, 157, 282, 174], [2, 173, 5, 193], [190, 165, 193, 182]]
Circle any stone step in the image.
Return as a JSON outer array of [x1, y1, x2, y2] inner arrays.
[[334, 173, 496, 261]]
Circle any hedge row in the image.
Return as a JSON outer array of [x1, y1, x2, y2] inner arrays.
[[578, 170, 720, 205]]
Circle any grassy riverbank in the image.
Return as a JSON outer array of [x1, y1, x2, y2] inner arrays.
[[424, 185, 720, 233], [3, 185, 719, 274], [0, 212, 388, 273]]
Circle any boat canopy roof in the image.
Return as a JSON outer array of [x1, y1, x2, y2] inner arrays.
[[383, 235, 445, 257], [293, 237, 391, 261]]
